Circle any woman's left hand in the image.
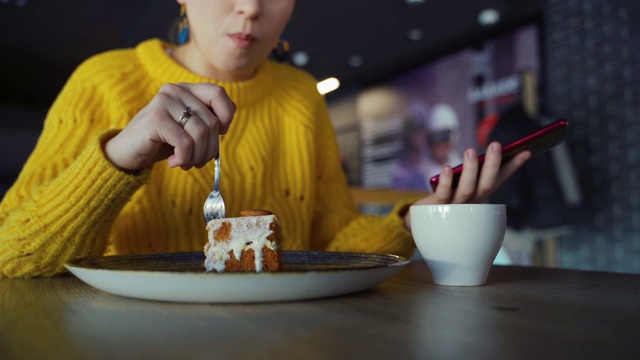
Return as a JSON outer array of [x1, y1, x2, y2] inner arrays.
[[404, 141, 531, 230]]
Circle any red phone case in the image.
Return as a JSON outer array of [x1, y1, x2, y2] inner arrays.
[[428, 119, 569, 191]]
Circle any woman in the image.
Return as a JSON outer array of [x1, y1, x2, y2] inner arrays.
[[0, 0, 530, 277]]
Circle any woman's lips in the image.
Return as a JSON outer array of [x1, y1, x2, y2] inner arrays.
[[228, 33, 257, 49]]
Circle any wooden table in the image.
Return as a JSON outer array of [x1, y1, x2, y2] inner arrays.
[[2, 262, 639, 360]]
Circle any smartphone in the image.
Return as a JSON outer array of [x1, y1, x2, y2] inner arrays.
[[428, 119, 569, 191]]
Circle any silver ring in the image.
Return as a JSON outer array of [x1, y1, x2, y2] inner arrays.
[[178, 106, 193, 128]]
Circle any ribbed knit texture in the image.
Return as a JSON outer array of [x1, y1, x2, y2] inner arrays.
[[0, 39, 415, 278]]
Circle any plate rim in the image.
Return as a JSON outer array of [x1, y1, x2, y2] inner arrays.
[[64, 250, 411, 276], [64, 251, 411, 303]]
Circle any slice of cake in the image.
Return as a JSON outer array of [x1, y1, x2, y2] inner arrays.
[[204, 209, 284, 273]]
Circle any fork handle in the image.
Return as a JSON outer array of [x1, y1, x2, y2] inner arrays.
[[214, 156, 221, 192]]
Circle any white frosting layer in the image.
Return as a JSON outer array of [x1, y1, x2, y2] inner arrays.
[[204, 215, 278, 272]]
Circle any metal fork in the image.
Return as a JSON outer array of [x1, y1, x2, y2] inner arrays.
[[203, 154, 226, 222]]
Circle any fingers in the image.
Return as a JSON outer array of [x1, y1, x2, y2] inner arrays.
[[178, 82, 236, 134], [454, 142, 531, 203], [452, 148, 479, 203], [474, 142, 531, 201], [406, 145, 529, 230], [427, 149, 482, 204], [158, 83, 235, 170], [430, 166, 454, 203], [186, 101, 222, 166], [475, 142, 502, 199], [182, 111, 220, 168], [105, 82, 235, 172], [409, 142, 531, 226]]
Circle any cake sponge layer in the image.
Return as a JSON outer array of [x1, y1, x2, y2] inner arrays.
[[204, 212, 283, 272]]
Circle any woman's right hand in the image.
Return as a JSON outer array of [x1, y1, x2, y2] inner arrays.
[[104, 82, 236, 172], [403, 142, 531, 231]]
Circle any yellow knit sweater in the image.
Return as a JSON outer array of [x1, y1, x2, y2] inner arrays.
[[0, 39, 415, 278]]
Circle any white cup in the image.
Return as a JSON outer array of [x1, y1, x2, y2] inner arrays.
[[410, 204, 506, 286]]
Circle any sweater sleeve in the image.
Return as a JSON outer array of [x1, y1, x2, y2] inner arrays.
[[309, 96, 417, 258], [0, 67, 149, 278]]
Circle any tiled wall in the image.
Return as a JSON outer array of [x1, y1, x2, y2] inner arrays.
[[542, 0, 640, 273]]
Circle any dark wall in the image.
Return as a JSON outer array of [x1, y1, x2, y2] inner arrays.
[[542, 0, 640, 273], [1, 0, 178, 110], [0, 0, 178, 195]]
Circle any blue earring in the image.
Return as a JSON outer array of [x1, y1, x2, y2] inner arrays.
[[178, 5, 189, 45]]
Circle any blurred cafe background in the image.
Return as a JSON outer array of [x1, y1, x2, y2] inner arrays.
[[1, 0, 639, 273]]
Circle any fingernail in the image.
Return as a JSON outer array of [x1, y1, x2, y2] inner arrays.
[[466, 149, 475, 159], [491, 143, 501, 153]]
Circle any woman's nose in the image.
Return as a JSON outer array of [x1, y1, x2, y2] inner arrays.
[[236, 0, 261, 19]]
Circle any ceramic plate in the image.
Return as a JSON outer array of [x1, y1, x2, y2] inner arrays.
[[65, 251, 409, 303]]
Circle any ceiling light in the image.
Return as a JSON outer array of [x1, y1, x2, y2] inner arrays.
[[292, 51, 310, 67], [407, 28, 424, 41], [317, 77, 340, 95], [348, 55, 364, 68], [478, 9, 500, 27]]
